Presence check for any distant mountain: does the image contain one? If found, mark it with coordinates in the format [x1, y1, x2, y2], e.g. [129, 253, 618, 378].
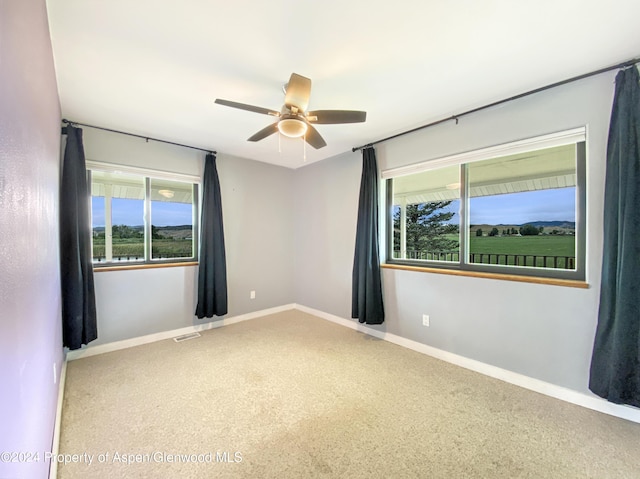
[92, 225, 143, 232]
[520, 221, 575, 228]
[490, 221, 575, 228]
[470, 221, 575, 234]
[155, 224, 192, 231]
[92, 224, 191, 231]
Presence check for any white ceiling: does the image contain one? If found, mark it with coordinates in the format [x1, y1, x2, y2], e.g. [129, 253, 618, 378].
[47, 0, 640, 169]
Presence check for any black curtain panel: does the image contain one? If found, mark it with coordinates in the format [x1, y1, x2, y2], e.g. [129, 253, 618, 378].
[589, 66, 640, 407]
[352, 147, 385, 325]
[196, 153, 228, 318]
[60, 125, 97, 350]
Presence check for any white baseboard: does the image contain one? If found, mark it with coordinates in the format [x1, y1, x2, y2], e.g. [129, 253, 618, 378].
[294, 304, 640, 424]
[66, 304, 296, 361]
[49, 359, 67, 479]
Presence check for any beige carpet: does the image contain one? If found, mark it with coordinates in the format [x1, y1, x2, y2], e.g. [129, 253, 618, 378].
[58, 310, 640, 478]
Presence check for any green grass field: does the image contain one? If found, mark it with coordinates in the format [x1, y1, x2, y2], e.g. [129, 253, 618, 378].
[93, 238, 193, 262]
[469, 235, 575, 268]
[469, 235, 574, 256]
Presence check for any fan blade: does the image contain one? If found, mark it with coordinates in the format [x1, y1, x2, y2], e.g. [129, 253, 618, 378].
[215, 99, 279, 117]
[247, 123, 279, 142]
[306, 110, 367, 124]
[304, 124, 327, 149]
[284, 73, 311, 112]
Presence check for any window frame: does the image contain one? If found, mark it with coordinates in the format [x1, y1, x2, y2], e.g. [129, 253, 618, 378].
[384, 128, 587, 281]
[87, 161, 200, 268]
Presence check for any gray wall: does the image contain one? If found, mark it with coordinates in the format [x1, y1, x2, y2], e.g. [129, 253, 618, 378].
[83, 128, 295, 344]
[294, 151, 361, 311]
[0, 1, 63, 478]
[293, 72, 616, 396]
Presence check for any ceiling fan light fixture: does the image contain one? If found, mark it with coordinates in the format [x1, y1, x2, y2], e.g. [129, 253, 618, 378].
[278, 118, 307, 138]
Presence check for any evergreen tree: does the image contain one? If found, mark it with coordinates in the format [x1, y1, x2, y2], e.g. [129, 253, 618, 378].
[394, 202, 459, 253]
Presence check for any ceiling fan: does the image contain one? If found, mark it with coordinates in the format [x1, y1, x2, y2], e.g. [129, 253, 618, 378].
[215, 73, 366, 149]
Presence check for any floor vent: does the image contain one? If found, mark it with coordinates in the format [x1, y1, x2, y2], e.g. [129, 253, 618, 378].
[173, 332, 201, 343]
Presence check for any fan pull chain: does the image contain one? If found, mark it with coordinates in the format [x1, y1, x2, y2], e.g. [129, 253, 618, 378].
[278, 131, 282, 153]
[303, 133, 307, 162]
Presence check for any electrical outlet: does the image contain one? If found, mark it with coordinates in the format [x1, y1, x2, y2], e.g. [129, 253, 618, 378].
[422, 314, 430, 327]
[250, 290, 256, 299]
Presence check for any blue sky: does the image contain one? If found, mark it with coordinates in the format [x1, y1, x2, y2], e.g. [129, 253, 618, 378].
[92, 198, 193, 227]
[469, 188, 576, 225]
[395, 187, 576, 226]
[469, 188, 575, 224]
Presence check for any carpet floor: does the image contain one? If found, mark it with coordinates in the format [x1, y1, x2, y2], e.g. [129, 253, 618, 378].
[58, 310, 640, 478]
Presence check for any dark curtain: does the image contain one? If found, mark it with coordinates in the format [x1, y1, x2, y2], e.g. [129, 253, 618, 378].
[589, 66, 640, 407]
[196, 153, 228, 318]
[60, 125, 97, 350]
[352, 147, 384, 324]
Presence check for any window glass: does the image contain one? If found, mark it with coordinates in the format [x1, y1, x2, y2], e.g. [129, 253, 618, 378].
[91, 195, 106, 262]
[467, 144, 576, 269]
[91, 171, 145, 262]
[150, 179, 195, 260]
[392, 165, 460, 262]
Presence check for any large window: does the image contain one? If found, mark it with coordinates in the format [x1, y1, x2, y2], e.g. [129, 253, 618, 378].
[386, 129, 586, 280]
[89, 164, 199, 266]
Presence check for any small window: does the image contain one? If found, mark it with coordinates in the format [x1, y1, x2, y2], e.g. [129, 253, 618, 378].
[90, 166, 199, 266]
[386, 129, 586, 280]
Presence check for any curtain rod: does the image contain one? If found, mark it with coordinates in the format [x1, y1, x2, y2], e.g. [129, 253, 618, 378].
[352, 56, 640, 152]
[61, 119, 216, 155]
